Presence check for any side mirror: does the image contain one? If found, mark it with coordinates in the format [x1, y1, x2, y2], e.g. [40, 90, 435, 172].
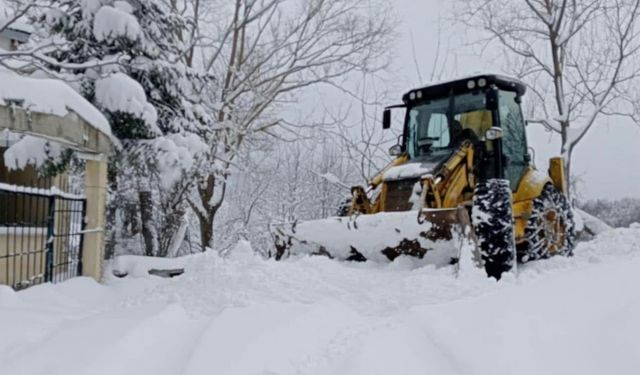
[484, 127, 503, 141]
[389, 144, 402, 156]
[382, 108, 391, 129]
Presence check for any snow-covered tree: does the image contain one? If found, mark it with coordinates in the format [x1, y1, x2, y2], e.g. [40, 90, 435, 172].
[457, 0, 640, 193]
[1, 0, 395, 256]
[182, 0, 394, 250]
[214, 131, 355, 255]
[79, 0, 214, 257]
[1, 0, 215, 257]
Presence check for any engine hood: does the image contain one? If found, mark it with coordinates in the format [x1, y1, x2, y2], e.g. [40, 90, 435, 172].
[382, 153, 450, 182]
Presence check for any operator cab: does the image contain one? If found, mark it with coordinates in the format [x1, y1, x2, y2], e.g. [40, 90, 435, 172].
[383, 74, 529, 190]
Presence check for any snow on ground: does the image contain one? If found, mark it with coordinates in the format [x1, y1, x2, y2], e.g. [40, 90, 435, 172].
[1, 227, 640, 375]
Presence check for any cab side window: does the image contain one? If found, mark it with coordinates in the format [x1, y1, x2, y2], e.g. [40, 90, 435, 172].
[499, 91, 528, 190]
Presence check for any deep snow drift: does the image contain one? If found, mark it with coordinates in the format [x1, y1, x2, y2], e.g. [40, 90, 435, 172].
[1, 225, 639, 375]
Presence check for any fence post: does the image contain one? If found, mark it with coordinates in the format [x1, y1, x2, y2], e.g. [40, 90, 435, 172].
[82, 159, 108, 281]
[44, 196, 55, 283]
[77, 199, 87, 276]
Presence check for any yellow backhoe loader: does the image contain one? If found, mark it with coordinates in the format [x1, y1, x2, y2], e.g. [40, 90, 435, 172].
[270, 74, 574, 279]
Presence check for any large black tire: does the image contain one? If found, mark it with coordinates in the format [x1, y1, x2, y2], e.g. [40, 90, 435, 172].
[472, 179, 516, 280]
[519, 184, 575, 262]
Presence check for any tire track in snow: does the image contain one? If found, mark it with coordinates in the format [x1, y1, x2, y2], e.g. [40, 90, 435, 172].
[0, 278, 120, 360]
[78, 303, 204, 375]
[328, 318, 461, 375]
[180, 299, 371, 375]
[2, 303, 200, 375]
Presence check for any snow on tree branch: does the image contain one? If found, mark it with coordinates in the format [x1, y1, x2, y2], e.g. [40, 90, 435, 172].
[458, 0, 640, 195]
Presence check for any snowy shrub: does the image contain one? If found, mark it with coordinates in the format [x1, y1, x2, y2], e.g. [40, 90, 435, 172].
[579, 199, 640, 229]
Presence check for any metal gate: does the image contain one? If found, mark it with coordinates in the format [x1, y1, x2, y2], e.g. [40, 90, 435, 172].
[0, 182, 86, 290]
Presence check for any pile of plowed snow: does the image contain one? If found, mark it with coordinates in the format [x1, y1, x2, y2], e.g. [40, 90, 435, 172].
[1, 225, 639, 375]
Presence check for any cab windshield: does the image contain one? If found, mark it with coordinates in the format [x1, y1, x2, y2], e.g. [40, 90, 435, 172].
[406, 92, 492, 159]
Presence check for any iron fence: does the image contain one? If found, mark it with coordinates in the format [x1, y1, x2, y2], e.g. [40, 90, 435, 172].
[0, 180, 86, 290]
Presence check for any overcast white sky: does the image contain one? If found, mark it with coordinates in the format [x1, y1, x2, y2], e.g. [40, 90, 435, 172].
[387, 0, 640, 200]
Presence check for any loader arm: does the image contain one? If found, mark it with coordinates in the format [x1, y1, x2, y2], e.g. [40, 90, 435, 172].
[420, 141, 476, 210]
[369, 155, 409, 188]
[349, 141, 476, 215]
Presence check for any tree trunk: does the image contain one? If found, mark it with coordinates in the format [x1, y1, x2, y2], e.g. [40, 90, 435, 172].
[196, 207, 219, 251]
[565, 147, 574, 202]
[199, 214, 212, 251]
[191, 173, 227, 252]
[157, 205, 187, 257]
[104, 200, 118, 260]
[560, 122, 573, 201]
[139, 190, 157, 257]
[164, 210, 189, 258]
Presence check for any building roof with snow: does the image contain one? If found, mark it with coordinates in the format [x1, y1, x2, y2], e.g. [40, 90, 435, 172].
[0, 69, 113, 155]
[0, 22, 32, 43]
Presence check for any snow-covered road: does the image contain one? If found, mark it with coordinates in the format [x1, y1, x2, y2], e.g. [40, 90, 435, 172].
[1, 226, 639, 375]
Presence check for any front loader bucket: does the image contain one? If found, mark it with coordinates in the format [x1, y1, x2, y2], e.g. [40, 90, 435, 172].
[270, 207, 477, 267]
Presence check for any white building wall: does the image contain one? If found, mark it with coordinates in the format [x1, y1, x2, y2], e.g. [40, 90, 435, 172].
[0, 37, 12, 51]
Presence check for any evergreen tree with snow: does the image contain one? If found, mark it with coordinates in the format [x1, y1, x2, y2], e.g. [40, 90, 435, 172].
[41, 0, 215, 257]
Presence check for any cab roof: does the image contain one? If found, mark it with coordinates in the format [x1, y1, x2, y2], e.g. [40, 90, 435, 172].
[402, 74, 526, 104]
